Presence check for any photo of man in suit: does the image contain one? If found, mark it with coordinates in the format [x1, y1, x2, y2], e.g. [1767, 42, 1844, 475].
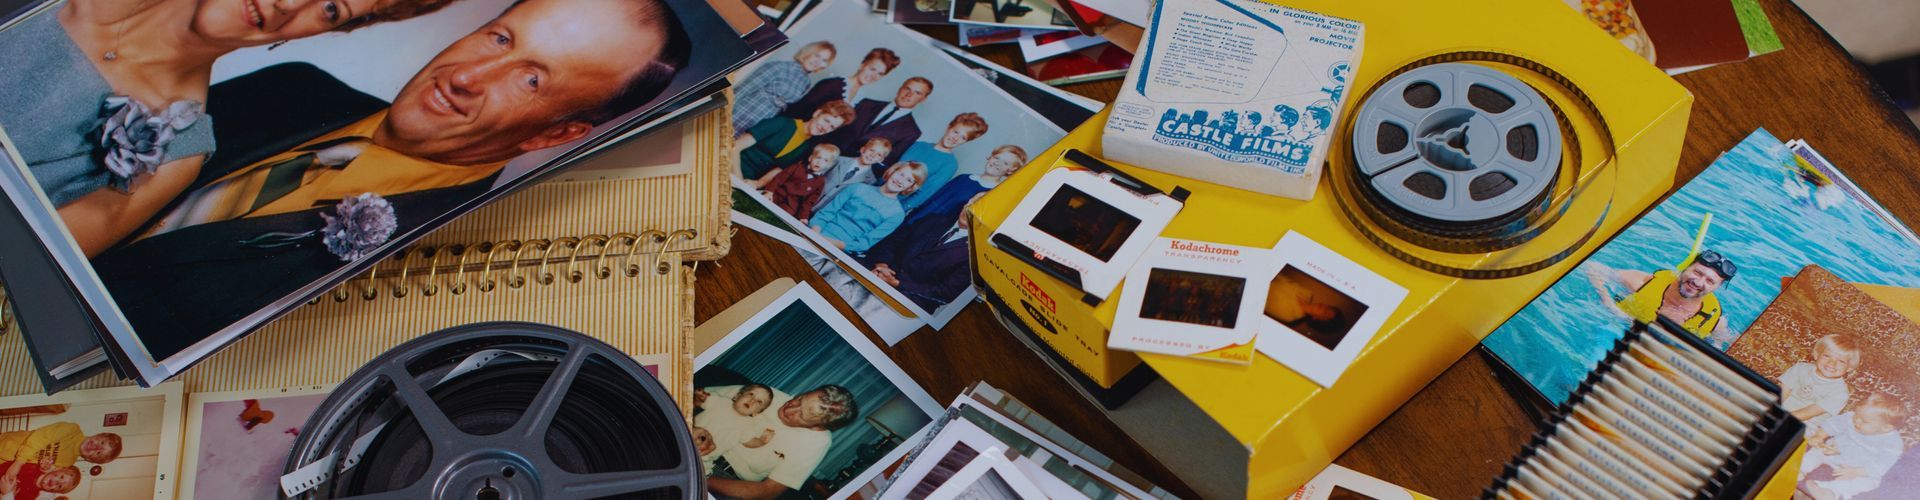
[87, 0, 693, 359]
[820, 77, 929, 166]
[859, 193, 979, 312]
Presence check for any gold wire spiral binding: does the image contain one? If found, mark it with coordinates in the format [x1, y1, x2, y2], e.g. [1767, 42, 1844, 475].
[315, 229, 703, 301]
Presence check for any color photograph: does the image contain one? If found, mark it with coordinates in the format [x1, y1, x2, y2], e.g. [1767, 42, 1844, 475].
[1726, 266, 1920, 499]
[947, 0, 1073, 30]
[1266, 265, 1366, 350]
[0, 383, 183, 500]
[180, 386, 330, 500]
[1028, 185, 1139, 262]
[0, 0, 756, 378]
[732, 0, 1072, 328]
[1484, 129, 1920, 405]
[1255, 232, 1407, 388]
[694, 285, 941, 499]
[1141, 268, 1247, 328]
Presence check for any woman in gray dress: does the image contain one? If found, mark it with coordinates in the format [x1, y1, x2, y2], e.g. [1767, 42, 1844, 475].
[0, 0, 459, 256]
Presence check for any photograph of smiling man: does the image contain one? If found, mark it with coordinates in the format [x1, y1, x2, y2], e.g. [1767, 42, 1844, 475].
[0, 0, 759, 379]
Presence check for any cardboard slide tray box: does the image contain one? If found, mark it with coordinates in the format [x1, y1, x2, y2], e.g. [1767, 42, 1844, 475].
[967, 0, 1693, 495]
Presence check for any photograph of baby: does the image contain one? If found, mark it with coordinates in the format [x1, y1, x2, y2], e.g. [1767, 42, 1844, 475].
[1267, 265, 1366, 350]
[1140, 268, 1246, 329]
[731, 0, 1071, 327]
[0, 0, 757, 377]
[1725, 266, 1920, 500]
[0, 384, 182, 500]
[947, 0, 1072, 30]
[179, 387, 329, 500]
[694, 286, 940, 499]
[1027, 185, 1140, 262]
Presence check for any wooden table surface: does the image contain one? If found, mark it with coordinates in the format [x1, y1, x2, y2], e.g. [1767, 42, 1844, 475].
[695, 0, 1920, 497]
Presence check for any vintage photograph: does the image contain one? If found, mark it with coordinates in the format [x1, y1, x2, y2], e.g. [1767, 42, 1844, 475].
[1028, 185, 1138, 262]
[947, 0, 1073, 30]
[1485, 130, 1920, 405]
[694, 285, 941, 499]
[0, 0, 758, 376]
[1256, 232, 1407, 387]
[1141, 268, 1247, 328]
[993, 166, 1182, 301]
[0, 383, 183, 500]
[732, 0, 1073, 327]
[1267, 265, 1366, 350]
[180, 386, 330, 500]
[923, 452, 1047, 500]
[1726, 266, 1920, 499]
[891, 0, 952, 24]
[1110, 238, 1273, 364]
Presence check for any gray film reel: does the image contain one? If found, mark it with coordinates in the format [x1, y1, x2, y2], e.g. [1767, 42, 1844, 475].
[1350, 63, 1563, 230]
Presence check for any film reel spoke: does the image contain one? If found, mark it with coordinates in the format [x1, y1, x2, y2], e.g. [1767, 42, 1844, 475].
[333, 482, 434, 500]
[511, 345, 589, 442]
[551, 466, 695, 497]
[378, 364, 465, 447]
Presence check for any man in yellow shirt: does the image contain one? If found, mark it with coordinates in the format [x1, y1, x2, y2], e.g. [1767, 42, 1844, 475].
[90, 0, 694, 359]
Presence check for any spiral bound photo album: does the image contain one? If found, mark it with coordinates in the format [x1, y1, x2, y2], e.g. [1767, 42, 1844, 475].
[0, 0, 777, 391]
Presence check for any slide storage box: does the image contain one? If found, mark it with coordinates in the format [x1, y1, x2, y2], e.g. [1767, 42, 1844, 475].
[968, 0, 1694, 496]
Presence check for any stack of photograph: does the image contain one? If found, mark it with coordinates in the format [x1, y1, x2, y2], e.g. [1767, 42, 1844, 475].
[0, 0, 787, 392]
[869, 382, 1176, 499]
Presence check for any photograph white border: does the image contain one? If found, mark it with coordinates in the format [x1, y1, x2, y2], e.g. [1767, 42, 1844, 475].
[181, 384, 334, 500]
[948, 398, 1156, 498]
[945, 0, 1076, 30]
[1294, 464, 1422, 500]
[925, 449, 1050, 499]
[694, 285, 943, 500]
[990, 167, 1182, 302]
[1110, 238, 1272, 364]
[0, 382, 185, 500]
[1016, 32, 1107, 63]
[734, 0, 1076, 329]
[879, 417, 1003, 500]
[1255, 231, 1407, 387]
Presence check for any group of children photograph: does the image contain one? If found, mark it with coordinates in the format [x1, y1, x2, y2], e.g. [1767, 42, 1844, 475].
[730, 2, 1069, 322]
[1774, 333, 1915, 500]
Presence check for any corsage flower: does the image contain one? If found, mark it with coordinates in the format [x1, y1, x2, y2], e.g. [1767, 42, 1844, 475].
[97, 97, 204, 189]
[239, 193, 398, 262]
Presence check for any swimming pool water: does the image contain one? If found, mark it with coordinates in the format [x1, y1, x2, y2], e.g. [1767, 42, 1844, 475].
[1483, 129, 1920, 404]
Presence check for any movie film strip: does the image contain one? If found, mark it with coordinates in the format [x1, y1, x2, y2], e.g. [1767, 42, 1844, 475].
[1329, 51, 1624, 279]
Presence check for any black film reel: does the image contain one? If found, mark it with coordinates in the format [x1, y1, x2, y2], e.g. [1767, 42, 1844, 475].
[281, 322, 700, 499]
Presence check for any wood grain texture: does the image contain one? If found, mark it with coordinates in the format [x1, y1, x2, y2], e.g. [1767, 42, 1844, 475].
[697, 1, 1919, 496]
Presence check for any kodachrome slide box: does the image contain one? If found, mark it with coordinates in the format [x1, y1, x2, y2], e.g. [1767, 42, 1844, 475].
[968, 0, 1694, 497]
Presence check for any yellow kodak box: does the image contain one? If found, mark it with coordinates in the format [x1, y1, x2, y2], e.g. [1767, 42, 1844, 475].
[969, 0, 1693, 496]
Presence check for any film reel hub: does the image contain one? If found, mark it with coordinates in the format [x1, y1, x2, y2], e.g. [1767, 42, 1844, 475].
[283, 323, 699, 499]
[1354, 62, 1563, 227]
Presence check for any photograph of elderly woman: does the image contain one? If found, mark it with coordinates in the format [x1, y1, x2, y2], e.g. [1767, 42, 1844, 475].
[0, 0, 756, 370]
[695, 289, 936, 499]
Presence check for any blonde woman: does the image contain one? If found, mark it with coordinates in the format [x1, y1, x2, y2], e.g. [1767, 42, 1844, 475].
[732, 40, 835, 133]
[0, 0, 461, 255]
[810, 160, 924, 253]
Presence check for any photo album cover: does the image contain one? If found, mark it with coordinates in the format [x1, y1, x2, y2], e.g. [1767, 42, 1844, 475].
[731, 0, 1083, 329]
[1725, 266, 1920, 498]
[694, 284, 941, 499]
[0, 0, 780, 389]
[1483, 129, 1920, 405]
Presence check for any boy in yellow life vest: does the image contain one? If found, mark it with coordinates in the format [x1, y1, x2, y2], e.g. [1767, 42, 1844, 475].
[1593, 249, 1738, 346]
